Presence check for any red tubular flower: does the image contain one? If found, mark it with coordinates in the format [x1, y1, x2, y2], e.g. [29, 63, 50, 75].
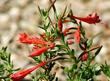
[63, 28, 71, 36]
[48, 43, 55, 49]
[19, 33, 49, 45]
[74, 26, 80, 43]
[58, 19, 63, 32]
[29, 43, 55, 57]
[10, 61, 47, 81]
[29, 47, 49, 57]
[19, 33, 30, 43]
[80, 53, 88, 61]
[70, 12, 101, 24]
[63, 19, 71, 23]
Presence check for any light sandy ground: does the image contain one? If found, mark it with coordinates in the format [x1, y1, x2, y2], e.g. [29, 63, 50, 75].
[0, 0, 110, 81]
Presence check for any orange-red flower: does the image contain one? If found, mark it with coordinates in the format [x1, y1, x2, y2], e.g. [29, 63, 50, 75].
[80, 53, 88, 61]
[48, 43, 55, 49]
[10, 61, 47, 81]
[29, 47, 49, 57]
[70, 12, 101, 24]
[74, 26, 80, 43]
[19, 33, 55, 58]
[63, 19, 71, 23]
[63, 28, 71, 36]
[29, 43, 55, 57]
[58, 19, 63, 32]
[19, 33, 49, 45]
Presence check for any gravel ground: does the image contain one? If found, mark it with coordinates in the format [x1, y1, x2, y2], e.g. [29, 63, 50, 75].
[0, 0, 110, 81]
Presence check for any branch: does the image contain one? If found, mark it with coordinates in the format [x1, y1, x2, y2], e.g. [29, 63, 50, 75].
[48, 0, 56, 12]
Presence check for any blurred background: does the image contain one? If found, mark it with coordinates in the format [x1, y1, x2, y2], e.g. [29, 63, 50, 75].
[0, 0, 110, 81]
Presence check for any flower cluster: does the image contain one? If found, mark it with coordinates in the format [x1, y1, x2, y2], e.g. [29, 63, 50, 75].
[57, 12, 101, 61]
[10, 33, 55, 81]
[19, 33, 55, 57]
[10, 2, 102, 80]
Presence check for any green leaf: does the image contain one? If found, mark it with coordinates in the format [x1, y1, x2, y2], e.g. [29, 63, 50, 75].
[61, 6, 68, 18]
[68, 8, 73, 16]
[38, 6, 42, 15]
[38, 25, 45, 30]
[2, 47, 7, 52]
[79, 43, 85, 50]
[0, 47, 14, 80]
[87, 38, 93, 48]
[56, 45, 66, 49]
[95, 69, 101, 75]
[80, 22, 85, 38]
[71, 19, 77, 24]
[95, 46, 102, 56]
[38, 6, 48, 19]
[72, 64, 77, 69]
[64, 67, 70, 74]
[101, 63, 110, 77]
[89, 46, 102, 62]
[45, 22, 50, 29]
[12, 68, 21, 72]
[71, 49, 75, 54]
[42, 10, 48, 17]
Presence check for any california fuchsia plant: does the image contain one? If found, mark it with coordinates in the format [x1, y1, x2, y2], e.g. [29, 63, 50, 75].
[0, 0, 110, 81]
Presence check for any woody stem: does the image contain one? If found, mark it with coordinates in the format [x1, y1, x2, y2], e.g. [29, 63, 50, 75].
[48, 0, 56, 12]
[49, 0, 56, 13]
